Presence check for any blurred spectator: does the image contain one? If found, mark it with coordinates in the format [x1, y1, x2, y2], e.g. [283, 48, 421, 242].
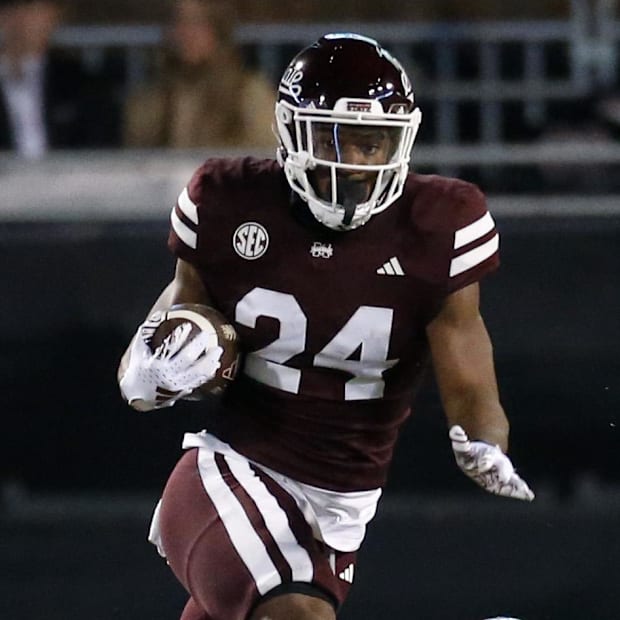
[535, 96, 620, 194]
[123, 0, 276, 150]
[0, 0, 120, 158]
[597, 92, 620, 141]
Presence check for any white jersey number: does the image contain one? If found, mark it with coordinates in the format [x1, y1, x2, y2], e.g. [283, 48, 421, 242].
[235, 287, 398, 401]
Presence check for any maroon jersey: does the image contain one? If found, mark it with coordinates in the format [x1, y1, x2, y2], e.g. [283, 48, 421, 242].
[168, 157, 499, 491]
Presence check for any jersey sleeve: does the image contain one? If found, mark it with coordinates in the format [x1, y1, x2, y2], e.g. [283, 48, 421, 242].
[167, 164, 211, 267]
[445, 182, 499, 293]
[167, 156, 275, 266]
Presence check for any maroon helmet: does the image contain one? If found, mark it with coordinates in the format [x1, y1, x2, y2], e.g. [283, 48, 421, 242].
[275, 33, 422, 230]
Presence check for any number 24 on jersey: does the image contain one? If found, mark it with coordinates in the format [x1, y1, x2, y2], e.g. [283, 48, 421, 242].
[236, 287, 398, 401]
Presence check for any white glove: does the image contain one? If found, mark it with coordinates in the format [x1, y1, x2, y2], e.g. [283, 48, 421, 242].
[449, 425, 534, 501]
[120, 321, 223, 411]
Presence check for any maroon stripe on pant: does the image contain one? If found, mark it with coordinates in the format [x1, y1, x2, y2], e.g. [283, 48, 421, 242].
[251, 465, 356, 608]
[214, 452, 293, 583]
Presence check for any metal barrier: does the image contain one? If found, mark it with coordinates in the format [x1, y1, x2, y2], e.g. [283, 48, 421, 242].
[0, 141, 612, 194]
[48, 0, 620, 146]
[2, 144, 620, 217]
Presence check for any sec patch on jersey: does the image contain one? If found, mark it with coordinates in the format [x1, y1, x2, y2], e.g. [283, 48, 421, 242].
[143, 303, 240, 397]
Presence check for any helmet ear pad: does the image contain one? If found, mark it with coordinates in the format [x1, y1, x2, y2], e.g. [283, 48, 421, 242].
[275, 102, 295, 155]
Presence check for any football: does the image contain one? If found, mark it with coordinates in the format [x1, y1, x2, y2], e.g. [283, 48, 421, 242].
[142, 303, 240, 397]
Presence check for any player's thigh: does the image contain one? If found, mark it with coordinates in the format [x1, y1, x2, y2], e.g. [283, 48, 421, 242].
[158, 449, 257, 617]
[158, 447, 354, 620]
[250, 592, 336, 620]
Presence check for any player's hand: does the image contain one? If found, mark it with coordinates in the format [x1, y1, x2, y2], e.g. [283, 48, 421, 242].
[449, 425, 534, 501]
[120, 321, 223, 411]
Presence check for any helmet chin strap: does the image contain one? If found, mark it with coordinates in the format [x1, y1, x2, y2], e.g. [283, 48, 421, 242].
[337, 177, 368, 226]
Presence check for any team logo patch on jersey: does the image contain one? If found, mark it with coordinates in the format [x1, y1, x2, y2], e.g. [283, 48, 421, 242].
[310, 242, 333, 259]
[233, 222, 269, 260]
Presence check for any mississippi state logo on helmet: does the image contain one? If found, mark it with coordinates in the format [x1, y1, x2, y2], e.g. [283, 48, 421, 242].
[275, 33, 422, 231]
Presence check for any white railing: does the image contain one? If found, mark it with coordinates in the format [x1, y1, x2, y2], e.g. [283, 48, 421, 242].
[1, 148, 619, 221]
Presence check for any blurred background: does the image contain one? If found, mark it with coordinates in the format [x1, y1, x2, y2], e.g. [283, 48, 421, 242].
[1, 0, 620, 618]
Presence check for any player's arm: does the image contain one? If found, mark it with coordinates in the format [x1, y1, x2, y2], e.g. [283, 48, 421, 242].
[117, 259, 220, 411]
[426, 282, 508, 448]
[426, 282, 534, 500]
[117, 258, 210, 380]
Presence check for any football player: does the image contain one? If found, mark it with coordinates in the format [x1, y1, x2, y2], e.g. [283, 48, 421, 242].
[118, 33, 534, 620]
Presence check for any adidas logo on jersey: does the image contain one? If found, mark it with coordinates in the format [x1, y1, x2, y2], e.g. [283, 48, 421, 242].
[376, 256, 405, 276]
[338, 563, 355, 583]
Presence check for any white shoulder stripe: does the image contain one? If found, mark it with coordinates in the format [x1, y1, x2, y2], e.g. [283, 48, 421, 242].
[450, 233, 499, 277]
[178, 187, 199, 225]
[454, 211, 495, 249]
[196, 450, 282, 595]
[170, 208, 197, 249]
